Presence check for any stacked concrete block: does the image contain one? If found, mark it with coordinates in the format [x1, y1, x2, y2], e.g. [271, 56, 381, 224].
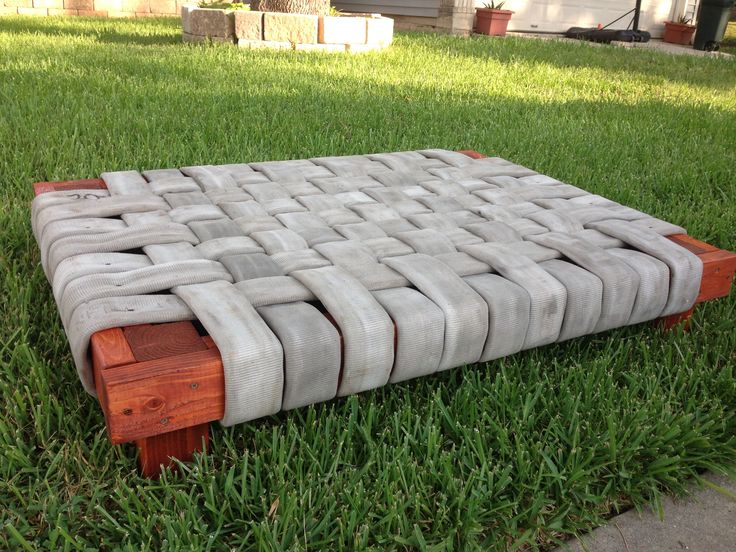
[182, 4, 235, 43]
[263, 11, 317, 43]
[236, 11, 393, 52]
[0, 0, 394, 51]
[319, 14, 366, 44]
[234, 9, 263, 40]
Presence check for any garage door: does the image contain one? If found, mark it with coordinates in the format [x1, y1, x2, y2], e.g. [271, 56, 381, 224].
[495, 0, 679, 37]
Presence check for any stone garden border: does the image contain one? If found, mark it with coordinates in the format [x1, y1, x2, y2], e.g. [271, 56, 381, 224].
[181, 5, 393, 52]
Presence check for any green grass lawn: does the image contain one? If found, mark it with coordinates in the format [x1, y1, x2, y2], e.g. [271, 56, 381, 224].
[1, 15, 735, 551]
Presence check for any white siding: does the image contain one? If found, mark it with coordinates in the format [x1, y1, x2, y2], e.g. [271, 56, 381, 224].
[333, 0, 442, 18]
[475, 0, 683, 38]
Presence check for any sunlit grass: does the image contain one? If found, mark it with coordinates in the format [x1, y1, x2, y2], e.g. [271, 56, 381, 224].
[1, 15, 735, 550]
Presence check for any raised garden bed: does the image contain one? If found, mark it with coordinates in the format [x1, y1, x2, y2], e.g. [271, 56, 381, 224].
[181, 5, 393, 52]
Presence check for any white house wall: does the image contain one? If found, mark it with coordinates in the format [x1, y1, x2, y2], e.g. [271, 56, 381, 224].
[476, 0, 683, 38]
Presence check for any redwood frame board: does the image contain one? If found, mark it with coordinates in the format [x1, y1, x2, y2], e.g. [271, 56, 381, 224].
[33, 150, 736, 478]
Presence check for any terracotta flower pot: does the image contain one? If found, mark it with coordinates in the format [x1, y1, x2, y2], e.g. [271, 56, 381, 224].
[663, 21, 696, 45]
[475, 8, 514, 37]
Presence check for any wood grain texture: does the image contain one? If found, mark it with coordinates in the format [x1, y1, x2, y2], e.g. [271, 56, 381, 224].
[136, 423, 210, 478]
[667, 235, 736, 303]
[124, 321, 208, 362]
[99, 348, 224, 444]
[91, 328, 136, 413]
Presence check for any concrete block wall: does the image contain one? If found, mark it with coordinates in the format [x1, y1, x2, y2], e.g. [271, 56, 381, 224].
[0, 0, 181, 17]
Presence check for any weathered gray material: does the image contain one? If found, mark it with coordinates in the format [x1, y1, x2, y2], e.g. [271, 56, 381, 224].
[291, 266, 395, 396]
[30, 150, 703, 427]
[175, 280, 284, 427]
[257, 301, 340, 410]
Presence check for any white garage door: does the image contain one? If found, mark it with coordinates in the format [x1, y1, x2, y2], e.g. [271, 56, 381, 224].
[487, 0, 681, 37]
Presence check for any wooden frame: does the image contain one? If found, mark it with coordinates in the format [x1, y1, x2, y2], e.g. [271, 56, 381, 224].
[34, 150, 736, 477]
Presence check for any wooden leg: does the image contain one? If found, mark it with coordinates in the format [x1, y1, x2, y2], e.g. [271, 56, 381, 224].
[136, 422, 210, 478]
[657, 307, 695, 331]
[91, 323, 223, 478]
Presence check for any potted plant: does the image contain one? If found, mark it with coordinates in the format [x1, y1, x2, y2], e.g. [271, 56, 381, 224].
[475, 2, 514, 37]
[663, 15, 696, 45]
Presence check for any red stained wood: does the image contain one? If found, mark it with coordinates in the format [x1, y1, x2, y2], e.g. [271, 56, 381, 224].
[98, 348, 225, 444]
[666, 233, 718, 255]
[90, 328, 136, 413]
[657, 307, 695, 331]
[457, 150, 488, 159]
[33, 178, 107, 196]
[124, 321, 208, 363]
[667, 235, 736, 303]
[695, 249, 736, 303]
[136, 423, 210, 478]
[91, 328, 137, 370]
[201, 335, 217, 349]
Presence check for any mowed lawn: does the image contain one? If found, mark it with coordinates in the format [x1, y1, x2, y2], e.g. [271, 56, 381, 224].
[1, 15, 735, 550]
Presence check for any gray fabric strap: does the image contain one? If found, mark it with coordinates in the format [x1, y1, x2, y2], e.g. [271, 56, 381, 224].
[39, 218, 127, 269]
[607, 248, 670, 325]
[257, 302, 341, 410]
[382, 253, 488, 370]
[526, 232, 639, 333]
[235, 275, 316, 307]
[67, 295, 195, 394]
[587, 220, 702, 315]
[538, 259, 603, 341]
[314, 240, 409, 290]
[174, 280, 284, 427]
[60, 260, 231, 328]
[52, 252, 152, 305]
[372, 287, 445, 383]
[463, 273, 531, 361]
[33, 193, 169, 242]
[461, 243, 566, 349]
[291, 266, 395, 397]
[101, 171, 151, 195]
[46, 223, 198, 279]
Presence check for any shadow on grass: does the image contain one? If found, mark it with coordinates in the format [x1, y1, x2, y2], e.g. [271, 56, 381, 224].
[0, 15, 182, 47]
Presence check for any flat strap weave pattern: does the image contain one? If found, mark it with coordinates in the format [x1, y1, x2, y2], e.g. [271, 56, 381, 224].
[31, 150, 703, 426]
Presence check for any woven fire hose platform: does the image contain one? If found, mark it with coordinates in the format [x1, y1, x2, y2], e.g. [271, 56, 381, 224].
[32, 150, 702, 427]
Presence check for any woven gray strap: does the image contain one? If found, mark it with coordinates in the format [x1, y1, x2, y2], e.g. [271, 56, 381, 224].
[67, 295, 195, 393]
[461, 243, 566, 348]
[31, 150, 705, 428]
[463, 273, 531, 360]
[257, 302, 340, 410]
[372, 287, 445, 383]
[587, 220, 702, 316]
[537, 260, 603, 341]
[291, 266, 395, 396]
[174, 280, 284, 427]
[527, 233, 639, 332]
[382, 254, 488, 370]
